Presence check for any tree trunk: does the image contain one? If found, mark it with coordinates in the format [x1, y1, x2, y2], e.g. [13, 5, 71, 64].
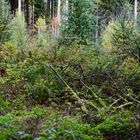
[28, 1, 34, 30]
[18, 0, 22, 15]
[25, 0, 29, 26]
[57, 0, 61, 36]
[134, 0, 140, 61]
[95, 1, 99, 47]
[46, 0, 51, 23]
[134, 0, 138, 25]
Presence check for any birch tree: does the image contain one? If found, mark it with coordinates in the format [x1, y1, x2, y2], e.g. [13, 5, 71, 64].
[18, 0, 22, 15]
[57, 0, 61, 36]
[134, 0, 138, 25]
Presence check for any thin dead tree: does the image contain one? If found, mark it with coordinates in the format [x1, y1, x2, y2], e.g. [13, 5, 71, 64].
[134, 0, 138, 25]
[18, 0, 22, 15]
[57, 0, 61, 36]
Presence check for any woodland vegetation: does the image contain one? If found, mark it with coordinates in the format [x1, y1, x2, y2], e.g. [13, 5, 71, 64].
[0, 0, 140, 139]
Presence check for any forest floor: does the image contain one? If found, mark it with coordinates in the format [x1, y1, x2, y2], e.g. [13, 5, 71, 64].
[0, 42, 140, 140]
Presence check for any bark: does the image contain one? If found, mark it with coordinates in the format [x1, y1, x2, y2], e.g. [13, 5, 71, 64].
[46, 0, 51, 23]
[51, 0, 54, 18]
[18, 0, 22, 15]
[57, 0, 61, 36]
[95, 1, 99, 47]
[25, 0, 29, 26]
[28, 2, 34, 29]
[134, 0, 138, 25]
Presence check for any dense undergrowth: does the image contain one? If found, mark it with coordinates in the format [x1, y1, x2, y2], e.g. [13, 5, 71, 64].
[0, 0, 140, 140]
[0, 38, 140, 139]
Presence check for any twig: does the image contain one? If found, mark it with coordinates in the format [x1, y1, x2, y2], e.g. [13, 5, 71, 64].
[109, 98, 122, 108]
[49, 65, 88, 113]
[126, 95, 140, 104]
[115, 102, 133, 109]
[117, 95, 129, 103]
[83, 100, 100, 111]
[80, 80, 107, 108]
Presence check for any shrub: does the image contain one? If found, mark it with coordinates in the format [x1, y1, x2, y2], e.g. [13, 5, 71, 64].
[38, 114, 103, 140]
[95, 111, 136, 140]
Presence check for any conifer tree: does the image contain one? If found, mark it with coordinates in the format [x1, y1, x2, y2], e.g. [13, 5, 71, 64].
[0, 0, 11, 43]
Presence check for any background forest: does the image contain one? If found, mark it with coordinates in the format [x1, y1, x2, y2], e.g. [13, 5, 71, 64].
[0, 0, 140, 139]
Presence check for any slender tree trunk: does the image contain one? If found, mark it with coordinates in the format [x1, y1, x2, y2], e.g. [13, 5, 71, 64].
[57, 0, 61, 36]
[134, 0, 138, 25]
[22, 0, 25, 15]
[46, 0, 51, 22]
[65, 0, 69, 15]
[28, 1, 34, 30]
[18, 0, 22, 15]
[134, 0, 140, 61]
[51, 0, 54, 18]
[49, 0, 51, 19]
[25, 0, 29, 26]
[95, 2, 99, 47]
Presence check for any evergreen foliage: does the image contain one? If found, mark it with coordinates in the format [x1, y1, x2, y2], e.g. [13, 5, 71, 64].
[9, 13, 27, 47]
[61, 0, 97, 45]
[0, 0, 140, 139]
[0, 0, 11, 43]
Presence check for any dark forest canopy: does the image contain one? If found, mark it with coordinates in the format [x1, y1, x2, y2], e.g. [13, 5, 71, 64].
[7, 0, 138, 24]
